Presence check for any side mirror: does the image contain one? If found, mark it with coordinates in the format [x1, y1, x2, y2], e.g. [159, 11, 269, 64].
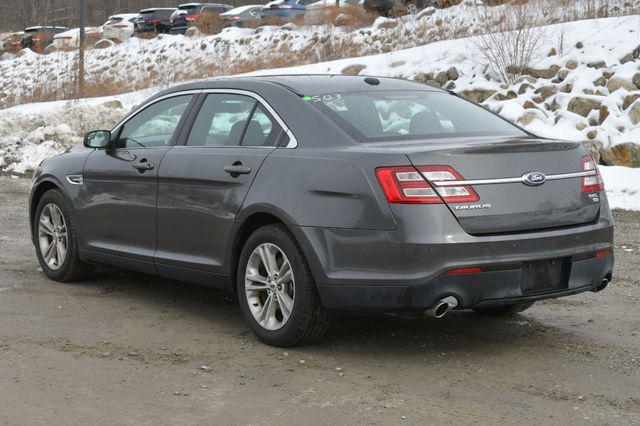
[84, 130, 111, 149]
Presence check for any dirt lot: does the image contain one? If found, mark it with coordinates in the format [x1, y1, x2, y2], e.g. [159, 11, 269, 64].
[0, 176, 638, 425]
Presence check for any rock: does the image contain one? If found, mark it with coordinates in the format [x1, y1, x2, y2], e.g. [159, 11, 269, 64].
[547, 47, 557, 56]
[587, 130, 597, 140]
[512, 65, 560, 79]
[620, 53, 634, 64]
[101, 100, 123, 109]
[623, 93, 640, 110]
[281, 23, 295, 31]
[629, 100, 640, 125]
[582, 141, 603, 163]
[600, 142, 640, 167]
[516, 75, 537, 84]
[447, 66, 459, 81]
[413, 72, 431, 83]
[568, 97, 602, 117]
[534, 85, 558, 100]
[576, 122, 588, 131]
[633, 73, 640, 89]
[607, 77, 636, 92]
[635, 45, 640, 58]
[575, 41, 584, 49]
[593, 77, 606, 87]
[587, 61, 606, 69]
[341, 64, 366, 75]
[444, 81, 456, 90]
[602, 70, 614, 80]
[458, 89, 496, 103]
[553, 69, 569, 83]
[532, 96, 543, 104]
[565, 59, 578, 70]
[417, 7, 436, 18]
[582, 88, 595, 95]
[425, 80, 441, 88]
[435, 71, 449, 86]
[560, 83, 573, 93]
[522, 100, 537, 110]
[93, 39, 114, 49]
[518, 111, 543, 126]
[518, 83, 533, 95]
[546, 99, 560, 112]
[598, 105, 609, 124]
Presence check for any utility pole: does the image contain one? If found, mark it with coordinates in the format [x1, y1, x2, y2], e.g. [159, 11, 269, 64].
[79, 0, 86, 98]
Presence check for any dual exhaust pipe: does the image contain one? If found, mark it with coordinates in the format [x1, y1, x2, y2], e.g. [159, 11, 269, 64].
[425, 296, 459, 319]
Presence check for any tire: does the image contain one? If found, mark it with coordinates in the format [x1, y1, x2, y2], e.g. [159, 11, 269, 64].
[33, 189, 94, 282]
[473, 301, 535, 316]
[405, 1, 419, 15]
[237, 224, 330, 347]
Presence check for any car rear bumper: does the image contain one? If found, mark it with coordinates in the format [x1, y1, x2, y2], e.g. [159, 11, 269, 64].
[315, 253, 613, 312]
[291, 203, 614, 312]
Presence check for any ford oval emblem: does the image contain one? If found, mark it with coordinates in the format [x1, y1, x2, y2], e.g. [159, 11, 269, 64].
[522, 171, 547, 186]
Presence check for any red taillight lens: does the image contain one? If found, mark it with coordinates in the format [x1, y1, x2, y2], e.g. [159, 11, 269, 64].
[147, 19, 161, 24]
[375, 166, 441, 204]
[595, 250, 612, 258]
[418, 166, 480, 203]
[185, 14, 198, 21]
[375, 165, 479, 204]
[582, 156, 604, 193]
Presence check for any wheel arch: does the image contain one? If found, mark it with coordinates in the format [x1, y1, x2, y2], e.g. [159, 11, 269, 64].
[227, 207, 324, 294]
[29, 178, 64, 240]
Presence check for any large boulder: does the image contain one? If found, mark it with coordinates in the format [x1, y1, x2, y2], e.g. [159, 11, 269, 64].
[600, 143, 640, 167]
[629, 100, 640, 125]
[511, 65, 560, 79]
[634, 73, 640, 89]
[534, 85, 557, 100]
[582, 141, 603, 163]
[447, 66, 459, 81]
[623, 93, 640, 110]
[567, 97, 602, 117]
[607, 77, 637, 93]
[341, 64, 366, 75]
[435, 70, 449, 86]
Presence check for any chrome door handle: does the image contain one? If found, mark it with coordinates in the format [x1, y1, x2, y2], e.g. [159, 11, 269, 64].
[132, 159, 154, 172]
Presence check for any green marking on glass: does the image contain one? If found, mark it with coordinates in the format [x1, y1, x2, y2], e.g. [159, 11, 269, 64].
[302, 96, 312, 101]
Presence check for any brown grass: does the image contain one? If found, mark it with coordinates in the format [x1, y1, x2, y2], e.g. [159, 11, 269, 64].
[194, 12, 225, 35]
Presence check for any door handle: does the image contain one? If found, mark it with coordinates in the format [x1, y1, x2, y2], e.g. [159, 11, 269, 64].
[132, 159, 154, 172]
[224, 164, 251, 176]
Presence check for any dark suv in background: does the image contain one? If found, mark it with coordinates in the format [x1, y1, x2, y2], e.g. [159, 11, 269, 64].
[134, 8, 176, 34]
[168, 3, 233, 34]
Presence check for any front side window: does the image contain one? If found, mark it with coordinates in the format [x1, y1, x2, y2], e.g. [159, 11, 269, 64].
[117, 95, 193, 149]
[305, 91, 526, 143]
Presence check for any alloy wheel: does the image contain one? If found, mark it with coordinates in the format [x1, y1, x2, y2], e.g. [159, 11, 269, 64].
[38, 203, 68, 271]
[244, 243, 295, 331]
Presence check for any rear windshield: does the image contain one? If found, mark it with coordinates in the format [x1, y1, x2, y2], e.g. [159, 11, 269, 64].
[304, 91, 526, 143]
[140, 9, 174, 18]
[179, 5, 200, 11]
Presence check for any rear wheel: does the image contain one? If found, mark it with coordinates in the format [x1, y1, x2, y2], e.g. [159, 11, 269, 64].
[237, 224, 330, 347]
[473, 301, 535, 316]
[34, 189, 94, 282]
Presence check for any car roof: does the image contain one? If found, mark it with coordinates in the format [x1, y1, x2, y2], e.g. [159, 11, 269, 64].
[140, 8, 176, 12]
[222, 5, 262, 14]
[25, 26, 67, 31]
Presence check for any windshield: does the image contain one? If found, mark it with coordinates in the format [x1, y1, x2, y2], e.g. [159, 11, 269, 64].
[304, 91, 527, 143]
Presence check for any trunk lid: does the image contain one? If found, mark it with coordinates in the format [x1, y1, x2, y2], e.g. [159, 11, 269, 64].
[401, 137, 601, 234]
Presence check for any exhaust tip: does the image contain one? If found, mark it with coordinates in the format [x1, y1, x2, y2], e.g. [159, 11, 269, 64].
[425, 296, 459, 319]
[594, 273, 612, 292]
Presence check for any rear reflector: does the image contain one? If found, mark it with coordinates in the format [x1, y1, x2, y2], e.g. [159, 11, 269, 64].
[444, 267, 483, 275]
[376, 165, 479, 204]
[595, 250, 612, 258]
[582, 156, 604, 193]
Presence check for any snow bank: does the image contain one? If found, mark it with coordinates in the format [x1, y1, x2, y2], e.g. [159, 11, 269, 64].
[600, 166, 640, 211]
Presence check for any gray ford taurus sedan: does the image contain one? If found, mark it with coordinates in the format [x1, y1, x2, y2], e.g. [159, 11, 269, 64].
[29, 75, 614, 346]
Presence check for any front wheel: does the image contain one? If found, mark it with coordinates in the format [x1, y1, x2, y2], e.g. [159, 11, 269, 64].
[237, 224, 330, 347]
[473, 301, 535, 316]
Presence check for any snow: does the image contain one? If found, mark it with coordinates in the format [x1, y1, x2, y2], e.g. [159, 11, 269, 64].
[599, 166, 640, 211]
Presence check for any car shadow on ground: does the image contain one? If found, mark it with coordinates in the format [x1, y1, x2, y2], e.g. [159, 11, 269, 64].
[75, 268, 581, 355]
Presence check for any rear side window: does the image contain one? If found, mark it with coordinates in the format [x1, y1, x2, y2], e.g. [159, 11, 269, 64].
[306, 91, 526, 143]
[187, 94, 282, 147]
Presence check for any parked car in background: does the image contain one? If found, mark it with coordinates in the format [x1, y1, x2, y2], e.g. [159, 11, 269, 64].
[304, 0, 363, 24]
[363, 0, 427, 16]
[168, 3, 233, 34]
[261, 0, 316, 21]
[220, 5, 263, 27]
[21, 26, 68, 52]
[48, 27, 102, 51]
[134, 8, 176, 34]
[102, 13, 139, 42]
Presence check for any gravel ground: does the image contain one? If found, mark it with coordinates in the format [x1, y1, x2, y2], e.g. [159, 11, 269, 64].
[0, 177, 638, 425]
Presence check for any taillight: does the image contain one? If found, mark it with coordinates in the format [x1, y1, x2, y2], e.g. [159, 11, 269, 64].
[444, 267, 482, 275]
[581, 156, 604, 192]
[147, 19, 161, 24]
[375, 165, 478, 204]
[418, 166, 480, 203]
[185, 14, 198, 21]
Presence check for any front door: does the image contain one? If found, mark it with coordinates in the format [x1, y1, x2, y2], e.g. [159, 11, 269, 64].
[155, 93, 284, 284]
[78, 94, 195, 273]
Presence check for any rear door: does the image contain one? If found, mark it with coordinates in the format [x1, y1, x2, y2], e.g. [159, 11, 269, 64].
[155, 92, 284, 283]
[79, 94, 195, 272]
